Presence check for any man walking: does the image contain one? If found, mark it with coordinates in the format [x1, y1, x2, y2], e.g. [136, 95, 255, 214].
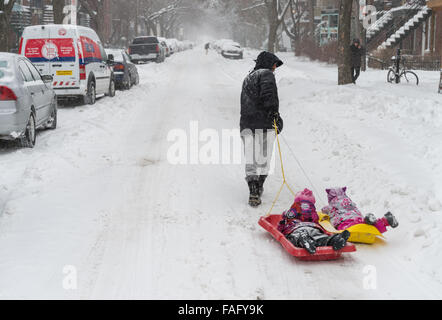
[240, 51, 284, 207]
[350, 38, 364, 84]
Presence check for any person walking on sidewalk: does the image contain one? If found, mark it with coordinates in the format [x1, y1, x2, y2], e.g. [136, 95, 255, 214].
[240, 51, 284, 207]
[350, 38, 364, 84]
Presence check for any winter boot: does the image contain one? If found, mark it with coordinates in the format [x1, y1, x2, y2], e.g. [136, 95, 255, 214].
[248, 181, 262, 207]
[364, 213, 377, 225]
[297, 232, 317, 254]
[327, 230, 350, 251]
[257, 175, 267, 197]
[384, 212, 399, 228]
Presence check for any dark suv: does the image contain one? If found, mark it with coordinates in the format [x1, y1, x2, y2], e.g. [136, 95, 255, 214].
[128, 36, 166, 64]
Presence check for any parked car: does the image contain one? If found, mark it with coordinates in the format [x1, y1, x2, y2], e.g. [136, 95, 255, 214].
[19, 24, 115, 105]
[176, 40, 185, 52]
[158, 37, 170, 57]
[166, 38, 180, 54]
[0, 53, 57, 148]
[214, 39, 233, 53]
[182, 40, 194, 50]
[164, 39, 175, 55]
[128, 36, 166, 64]
[105, 48, 139, 90]
[221, 42, 244, 59]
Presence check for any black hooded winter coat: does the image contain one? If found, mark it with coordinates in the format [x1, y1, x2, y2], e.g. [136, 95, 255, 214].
[350, 40, 364, 68]
[240, 51, 283, 132]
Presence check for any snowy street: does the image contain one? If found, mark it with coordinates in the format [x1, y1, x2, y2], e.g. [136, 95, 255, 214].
[1, 47, 441, 299]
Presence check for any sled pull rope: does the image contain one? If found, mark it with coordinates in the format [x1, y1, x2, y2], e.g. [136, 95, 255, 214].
[266, 119, 296, 216]
[279, 134, 326, 205]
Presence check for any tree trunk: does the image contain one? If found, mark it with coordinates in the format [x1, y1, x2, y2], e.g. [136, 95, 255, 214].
[267, 0, 278, 53]
[0, 0, 17, 52]
[0, 15, 10, 52]
[53, 0, 65, 24]
[268, 23, 278, 52]
[309, 0, 315, 41]
[338, 0, 353, 85]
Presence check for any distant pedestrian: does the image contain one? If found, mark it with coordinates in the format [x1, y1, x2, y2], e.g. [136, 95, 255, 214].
[205, 43, 210, 55]
[350, 38, 364, 84]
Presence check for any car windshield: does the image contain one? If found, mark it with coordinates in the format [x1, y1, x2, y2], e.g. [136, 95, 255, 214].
[0, 60, 10, 79]
[133, 37, 158, 44]
[106, 50, 124, 62]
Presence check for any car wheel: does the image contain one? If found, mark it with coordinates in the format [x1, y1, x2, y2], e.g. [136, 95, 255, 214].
[83, 80, 96, 105]
[46, 99, 57, 130]
[18, 112, 36, 148]
[107, 78, 116, 97]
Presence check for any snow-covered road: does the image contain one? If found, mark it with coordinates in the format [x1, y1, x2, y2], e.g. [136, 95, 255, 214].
[0, 48, 441, 299]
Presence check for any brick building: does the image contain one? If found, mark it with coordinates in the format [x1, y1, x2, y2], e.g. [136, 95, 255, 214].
[426, 0, 442, 59]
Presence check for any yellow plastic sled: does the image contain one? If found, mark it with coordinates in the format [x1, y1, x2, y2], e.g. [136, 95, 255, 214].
[318, 212, 383, 244]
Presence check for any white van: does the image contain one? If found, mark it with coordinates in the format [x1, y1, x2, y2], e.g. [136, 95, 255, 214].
[19, 24, 115, 104]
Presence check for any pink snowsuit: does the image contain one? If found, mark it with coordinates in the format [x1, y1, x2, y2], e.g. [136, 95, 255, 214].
[321, 187, 390, 233]
[278, 189, 321, 235]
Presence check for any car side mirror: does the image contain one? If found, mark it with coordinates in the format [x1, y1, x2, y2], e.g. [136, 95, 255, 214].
[107, 54, 114, 64]
[41, 74, 53, 83]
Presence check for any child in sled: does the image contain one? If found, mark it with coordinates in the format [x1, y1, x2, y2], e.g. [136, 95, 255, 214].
[321, 187, 399, 233]
[277, 188, 350, 254]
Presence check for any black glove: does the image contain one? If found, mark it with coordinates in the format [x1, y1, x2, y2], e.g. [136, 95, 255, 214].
[269, 111, 283, 134]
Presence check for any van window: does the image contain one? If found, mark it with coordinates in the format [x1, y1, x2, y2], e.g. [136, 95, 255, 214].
[18, 60, 34, 82]
[98, 43, 107, 62]
[24, 60, 42, 81]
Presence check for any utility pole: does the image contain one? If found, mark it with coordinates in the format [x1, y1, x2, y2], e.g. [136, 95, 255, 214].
[71, 0, 77, 25]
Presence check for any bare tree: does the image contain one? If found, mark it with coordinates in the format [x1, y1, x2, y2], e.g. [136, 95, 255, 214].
[265, 0, 290, 52]
[140, 0, 185, 37]
[337, 0, 353, 85]
[0, 0, 17, 52]
[79, 0, 111, 43]
[110, 0, 138, 45]
[282, 0, 309, 56]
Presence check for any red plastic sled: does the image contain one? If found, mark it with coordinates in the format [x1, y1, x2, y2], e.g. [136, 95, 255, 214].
[259, 214, 357, 261]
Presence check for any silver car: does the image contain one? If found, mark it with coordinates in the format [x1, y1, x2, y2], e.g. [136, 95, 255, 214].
[0, 53, 57, 148]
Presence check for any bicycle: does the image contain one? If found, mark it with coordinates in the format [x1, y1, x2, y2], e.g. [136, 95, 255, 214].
[387, 49, 419, 86]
